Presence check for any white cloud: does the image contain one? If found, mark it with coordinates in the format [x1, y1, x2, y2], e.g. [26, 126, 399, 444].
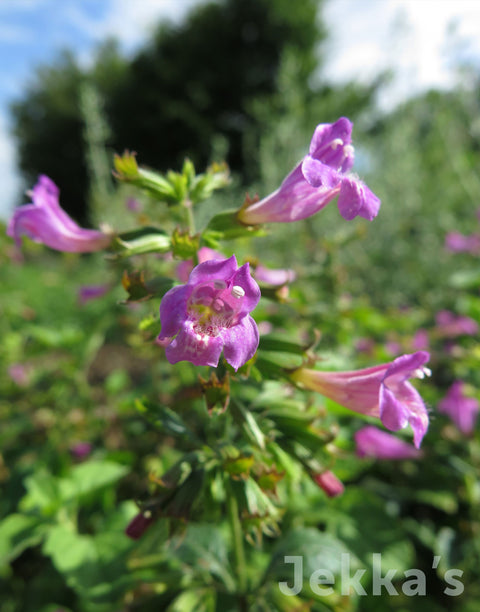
[0, 113, 21, 221]
[68, 0, 209, 52]
[322, 0, 480, 109]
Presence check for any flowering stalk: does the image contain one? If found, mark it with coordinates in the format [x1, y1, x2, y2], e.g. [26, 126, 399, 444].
[7, 175, 112, 253]
[238, 117, 380, 224]
[291, 352, 431, 448]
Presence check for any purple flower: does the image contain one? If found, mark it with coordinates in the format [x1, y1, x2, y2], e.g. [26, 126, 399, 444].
[291, 351, 431, 448]
[411, 329, 429, 351]
[69, 442, 92, 460]
[8, 363, 30, 387]
[238, 117, 380, 224]
[7, 175, 112, 253]
[78, 283, 111, 305]
[445, 232, 480, 255]
[434, 310, 478, 338]
[125, 511, 154, 540]
[438, 381, 479, 435]
[158, 255, 260, 370]
[355, 426, 423, 460]
[313, 471, 344, 497]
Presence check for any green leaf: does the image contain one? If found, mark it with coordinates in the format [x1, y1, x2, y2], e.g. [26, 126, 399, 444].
[267, 527, 359, 580]
[204, 210, 266, 242]
[113, 226, 171, 257]
[59, 460, 130, 503]
[167, 588, 216, 612]
[20, 470, 63, 515]
[0, 514, 47, 566]
[43, 505, 137, 606]
[169, 524, 235, 591]
[135, 399, 199, 443]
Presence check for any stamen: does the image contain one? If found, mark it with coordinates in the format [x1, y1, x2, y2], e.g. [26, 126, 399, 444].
[413, 367, 432, 379]
[231, 285, 245, 299]
[330, 138, 344, 150]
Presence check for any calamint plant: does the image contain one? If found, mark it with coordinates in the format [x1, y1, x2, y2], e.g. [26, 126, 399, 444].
[5, 117, 436, 610]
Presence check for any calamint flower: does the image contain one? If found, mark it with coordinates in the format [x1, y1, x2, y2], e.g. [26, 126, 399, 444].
[355, 426, 423, 460]
[158, 255, 260, 370]
[438, 381, 479, 435]
[291, 351, 431, 448]
[7, 175, 112, 253]
[238, 117, 380, 224]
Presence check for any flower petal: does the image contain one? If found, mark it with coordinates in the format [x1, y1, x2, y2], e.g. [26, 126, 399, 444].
[188, 255, 238, 286]
[159, 285, 190, 339]
[222, 315, 259, 371]
[231, 263, 261, 317]
[302, 157, 341, 189]
[165, 322, 224, 367]
[337, 177, 381, 221]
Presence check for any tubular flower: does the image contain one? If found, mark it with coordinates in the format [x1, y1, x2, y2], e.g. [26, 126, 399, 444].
[238, 117, 380, 224]
[438, 381, 479, 435]
[158, 255, 260, 370]
[355, 426, 423, 460]
[291, 351, 431, 448]
[7, 175, 112, 253]
[313, 471, 345, 497]
[254, 264, 296, 286]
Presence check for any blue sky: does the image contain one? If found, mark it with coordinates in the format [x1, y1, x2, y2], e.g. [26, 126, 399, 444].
[1, 0, 480, 220]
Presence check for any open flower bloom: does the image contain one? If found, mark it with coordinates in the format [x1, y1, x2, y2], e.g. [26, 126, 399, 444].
[355, 425, 423, 460]
[291, 351, 431, 448]
[238, 117, 380, 224]
[158, 255, 260, 370]
[438, 381, 479, 435]
[7, 175, 112, 253]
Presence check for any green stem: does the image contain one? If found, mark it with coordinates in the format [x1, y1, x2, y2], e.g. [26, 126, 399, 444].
[225, 475, 247, 597]
[184, 198, 196, 235]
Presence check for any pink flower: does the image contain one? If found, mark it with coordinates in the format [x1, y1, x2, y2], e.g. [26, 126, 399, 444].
[445, 232, 480, 255]
[77, 283, 111, 305]
[355, 426, 423, 460]
[238, 117, 380, 224]
[254, 265, 296, 286]
[159, 255, 260, 370]
[7, 175, 112, 253]
[438, 381, 479, 435]
[291, 352, 431, 448]
[125, 511, 154, 540]
[313, 471, 344, 497]
[176, 247, 224, 283]
[434, 310, 478, 338]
